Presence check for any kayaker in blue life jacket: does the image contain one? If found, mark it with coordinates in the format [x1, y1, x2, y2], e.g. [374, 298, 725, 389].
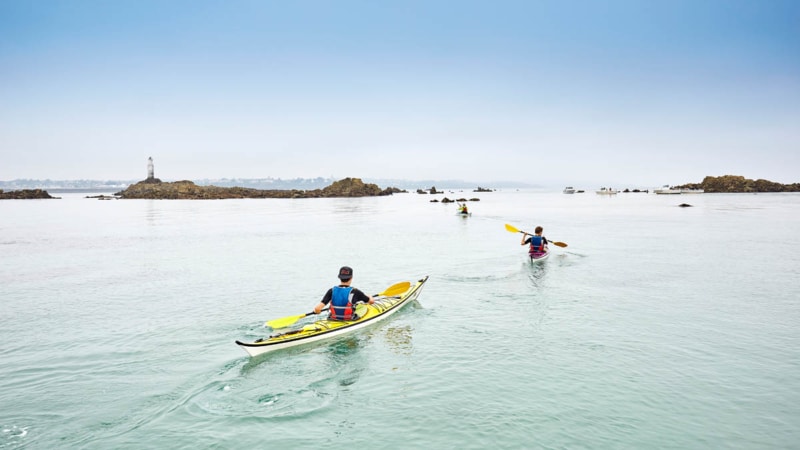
[521, 226, 549, 256]
[314, 266, 374, 321]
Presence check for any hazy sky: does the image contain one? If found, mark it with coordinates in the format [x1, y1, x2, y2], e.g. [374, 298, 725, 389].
[1, 0, 798, 187]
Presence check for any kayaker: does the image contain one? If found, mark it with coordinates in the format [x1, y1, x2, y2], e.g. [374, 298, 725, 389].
[521, 226, 549, 257]
[458, 203, 468, 214]
[314, 266, 374, 321]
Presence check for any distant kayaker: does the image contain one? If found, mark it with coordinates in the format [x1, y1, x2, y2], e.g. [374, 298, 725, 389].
[521, 226, 549, 257]
[458, 203, 468, 214]
[314, 266, 374, 321]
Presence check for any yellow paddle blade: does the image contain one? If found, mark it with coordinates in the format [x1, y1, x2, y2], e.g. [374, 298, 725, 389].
[265, 312, 310, 329]
[552, 241, 568, 248]
[377, 281, 411, 297]
[504, 223, 520, 233]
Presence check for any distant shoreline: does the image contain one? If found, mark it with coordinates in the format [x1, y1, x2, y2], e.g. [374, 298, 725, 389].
[0, 177, 536, 191]
[3, 174, 799, 199]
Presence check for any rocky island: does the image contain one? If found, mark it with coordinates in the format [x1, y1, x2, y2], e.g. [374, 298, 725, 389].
[116, 177, 403, 199]
[0, 189, 57, 199]
[677, 175, 800, 193]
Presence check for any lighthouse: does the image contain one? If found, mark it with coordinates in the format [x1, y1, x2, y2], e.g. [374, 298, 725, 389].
[147, 157, 154, 180]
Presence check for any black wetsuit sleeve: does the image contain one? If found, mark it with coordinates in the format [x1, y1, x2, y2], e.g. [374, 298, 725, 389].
[351, 288, 370, 303]
[321, 288, 333, 305]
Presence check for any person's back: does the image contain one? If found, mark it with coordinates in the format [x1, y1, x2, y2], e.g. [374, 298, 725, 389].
[529, 235, 546, 256]
[314, 266, 374, 321]
[521, 226, 548, 256]
[329, 285, 355, 320]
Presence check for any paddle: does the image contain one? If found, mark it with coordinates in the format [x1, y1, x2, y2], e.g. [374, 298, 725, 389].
[264, 281, 412, 328]
[504, 223, 568, 248]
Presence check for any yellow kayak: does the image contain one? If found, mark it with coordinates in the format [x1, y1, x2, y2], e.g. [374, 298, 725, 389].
[236, 276, 429, 357]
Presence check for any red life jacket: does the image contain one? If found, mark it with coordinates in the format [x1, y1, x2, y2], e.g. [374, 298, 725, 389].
[529, 235, 545, 253]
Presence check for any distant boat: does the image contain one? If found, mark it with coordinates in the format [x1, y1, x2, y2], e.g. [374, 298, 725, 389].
[680, 188, 704, 194]
[596, 187, 618, 195]
[654, 185, 681, 195]
[563, 186, 576, 194]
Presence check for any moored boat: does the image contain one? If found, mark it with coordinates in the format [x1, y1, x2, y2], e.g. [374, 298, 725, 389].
[596, 187, 618, 195]
[236, 276, 429, 357]
[563, 186, 576, 194]
[654, 185, 681, 194]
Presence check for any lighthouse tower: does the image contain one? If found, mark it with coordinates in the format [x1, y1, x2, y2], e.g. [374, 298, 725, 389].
[147, 157, 155, 180]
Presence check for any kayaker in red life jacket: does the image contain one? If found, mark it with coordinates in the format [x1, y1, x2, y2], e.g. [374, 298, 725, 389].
[458, 203, 468, 214]
[314, 266, 374, 321]
[521, 226, 549, 256]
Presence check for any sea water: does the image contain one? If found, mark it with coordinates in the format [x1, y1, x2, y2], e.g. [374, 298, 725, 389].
[1, 190, 799, 449]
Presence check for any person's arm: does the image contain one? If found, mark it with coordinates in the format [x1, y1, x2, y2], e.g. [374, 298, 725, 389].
[353, 288, 374, 305]
[543, 236, 549, 245]
[520, 234, 530, 245]
[314, 289, 332, 314]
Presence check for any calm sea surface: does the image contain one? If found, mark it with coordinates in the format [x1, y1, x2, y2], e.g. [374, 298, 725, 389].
[1, 189, 799, 449]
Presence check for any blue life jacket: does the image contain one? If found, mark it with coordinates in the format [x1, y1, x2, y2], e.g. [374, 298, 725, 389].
[529, 235, 545, 253]
[329, 286, 355, 320]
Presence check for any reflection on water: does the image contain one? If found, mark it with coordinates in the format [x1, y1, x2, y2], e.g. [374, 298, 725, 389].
[145, 200, 159, 226]
[382, 325, 414, 356]
[324, 337, 365, 387]
[325, 336, 361, 360]
[525, 260, 548, 287]
[330, 198, 378, 217]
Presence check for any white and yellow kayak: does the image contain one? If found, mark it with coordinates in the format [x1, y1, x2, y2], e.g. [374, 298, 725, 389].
[236, 276, 429, 357]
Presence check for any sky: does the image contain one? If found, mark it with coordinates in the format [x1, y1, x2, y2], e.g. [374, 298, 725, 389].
[1, 0, 798, 187]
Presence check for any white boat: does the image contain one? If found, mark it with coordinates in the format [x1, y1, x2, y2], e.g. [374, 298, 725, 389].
[680, 188, 704, 194]
[654, 185, 681, 195]
[563, 187, 576, 194]
[596, 187, 618, 195]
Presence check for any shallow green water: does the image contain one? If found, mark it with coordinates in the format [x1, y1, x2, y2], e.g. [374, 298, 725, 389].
[2, 191, 799, 448]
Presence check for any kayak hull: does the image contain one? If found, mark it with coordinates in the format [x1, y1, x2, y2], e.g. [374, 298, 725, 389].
[236, 276, 429, 357]
[529, 250, 550, 263]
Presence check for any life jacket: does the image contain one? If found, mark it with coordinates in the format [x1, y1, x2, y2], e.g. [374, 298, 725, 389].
[529, 235, 545, 254]
[329, 286, 355, 320]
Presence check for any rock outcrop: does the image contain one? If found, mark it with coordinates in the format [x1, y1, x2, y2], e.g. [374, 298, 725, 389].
[678, 175, 800, 193]
[0, 189, 57, 199]
[116, 177, 399, 199]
